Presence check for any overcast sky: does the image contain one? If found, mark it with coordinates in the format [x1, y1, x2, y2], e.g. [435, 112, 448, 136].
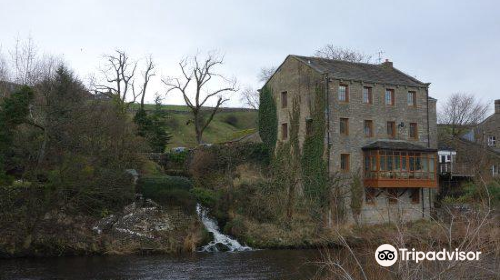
[0, 0, 499, 111]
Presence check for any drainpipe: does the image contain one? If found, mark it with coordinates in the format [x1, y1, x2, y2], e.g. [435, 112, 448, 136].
[325, 74, 331, 175]
[425, 86, 430, 218]
[426, 86, 431, 148]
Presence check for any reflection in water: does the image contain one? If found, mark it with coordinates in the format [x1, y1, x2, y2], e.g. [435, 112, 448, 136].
[0, 249, 323, 280]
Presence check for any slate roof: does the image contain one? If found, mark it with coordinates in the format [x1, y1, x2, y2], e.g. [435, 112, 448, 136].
[362, 140, 437, 152]
[291, 55, 427, 87]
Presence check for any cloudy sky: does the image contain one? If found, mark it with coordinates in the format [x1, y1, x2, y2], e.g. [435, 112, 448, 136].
[0, 0, 499, 111]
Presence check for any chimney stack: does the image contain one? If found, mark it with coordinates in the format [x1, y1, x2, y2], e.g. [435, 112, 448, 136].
[382, 59, 393, 67]
[495, 99, 500, 114]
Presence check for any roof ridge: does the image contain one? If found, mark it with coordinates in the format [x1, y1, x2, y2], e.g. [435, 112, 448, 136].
[291, 54, 378, 67]
[291, 54, 427, 87]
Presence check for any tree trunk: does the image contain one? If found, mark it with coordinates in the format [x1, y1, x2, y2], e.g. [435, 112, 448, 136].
[194, 112, 203, 144]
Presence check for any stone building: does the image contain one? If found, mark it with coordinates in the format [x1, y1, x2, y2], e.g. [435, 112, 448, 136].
[458, 100, 500, 178]
[262, 55, 438, 224]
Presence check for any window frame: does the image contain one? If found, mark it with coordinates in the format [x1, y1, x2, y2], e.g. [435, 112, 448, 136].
[363, 150, 437, 182]
[407, 91, 416, 107]
[364, 120, 374, 138]
[409, 123, 418, 140]
[306, 119, 313, 137]
[340, 154, 350, 172]
[388, 189, 398, 204]
[387, 121, 396, 139]
[281, 123, 288, 140]
[410, 188, 420, 204]
[487, 136, 496, 147]
[385, 89, 395, 106]
[363, 86, 373, 104]
[281, 91, 288, 108]
[365, 188, 376, 204]
[338, 84, 349, 102]
[340, 118, 349, 136]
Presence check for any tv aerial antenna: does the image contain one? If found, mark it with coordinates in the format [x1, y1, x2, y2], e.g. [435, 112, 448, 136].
[377, 50, 385, 64]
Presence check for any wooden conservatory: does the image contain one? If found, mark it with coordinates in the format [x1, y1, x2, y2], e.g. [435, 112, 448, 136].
[362, 141, 438, 188]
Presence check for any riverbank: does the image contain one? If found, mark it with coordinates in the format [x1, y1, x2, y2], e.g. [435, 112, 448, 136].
[0, 198, 207, 258]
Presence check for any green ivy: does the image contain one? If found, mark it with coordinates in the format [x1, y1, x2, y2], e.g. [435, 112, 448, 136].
[301, 86, 328, 204]
[258, 86, 277, 154]
[350, 172, 363, 222]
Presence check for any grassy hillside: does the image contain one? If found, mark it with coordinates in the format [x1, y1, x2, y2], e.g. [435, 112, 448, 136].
[131, 104, 258, 149]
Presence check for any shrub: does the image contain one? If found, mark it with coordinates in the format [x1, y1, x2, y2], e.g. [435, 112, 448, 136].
[138, 175, 195, 209]
[190, 187, 219, 208]
[223, 114, 239, 126]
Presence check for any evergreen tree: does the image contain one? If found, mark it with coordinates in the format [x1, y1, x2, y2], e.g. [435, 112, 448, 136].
[133, 96, 171, 153]
[0, 86, 34, 185]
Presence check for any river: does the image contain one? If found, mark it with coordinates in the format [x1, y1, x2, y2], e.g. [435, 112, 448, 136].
[0, 249, 323, 280]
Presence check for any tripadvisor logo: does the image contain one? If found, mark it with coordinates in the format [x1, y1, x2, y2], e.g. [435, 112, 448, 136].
[375, 244, 482, 267]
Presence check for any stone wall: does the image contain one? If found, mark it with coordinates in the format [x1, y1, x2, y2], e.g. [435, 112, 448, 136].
[264, 56, 323, 149]
[265, 56, 437, 225]
[475, 100, 500, 149]
[327, 79, 432, 175]
[359, 188, 431, 224]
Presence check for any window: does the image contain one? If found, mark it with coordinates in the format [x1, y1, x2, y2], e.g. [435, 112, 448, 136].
[281, 123, 288, 140]
[385, 89, 394, 105]
[409, 123, 418, 139]
[407, 91, 416, 107]
[306, 119, 313, 136]
[365, 188, 376, 204]
[363, 87, 372, 104]
[388, 189, 398, 204]
[492, 165, 499, 177]
[364, 120, 373, 137]
[410, 189, 420, 204]
[340, 118, 349, 135]
[387, 121, 396, 138]
[281, 91, 288, 108]
[338, 85, 349, 102]
[487, 136, 496, 147]
[440, 155, 446, 163]
[363, 150, 436, 181]
[340, 154, 350, 172]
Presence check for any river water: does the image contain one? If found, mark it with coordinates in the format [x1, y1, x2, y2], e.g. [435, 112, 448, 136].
[0, 249, 323, 280]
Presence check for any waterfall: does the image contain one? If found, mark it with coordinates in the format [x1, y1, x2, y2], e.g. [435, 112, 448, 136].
[196, 204, 253, 252]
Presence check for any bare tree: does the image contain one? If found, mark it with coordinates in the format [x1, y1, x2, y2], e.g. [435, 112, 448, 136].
[162, 51, 237, 144]
[6, 37, 59, 85]
[139, 55, 155, 110]
[239, 86, 259, 109]
[314, 44, 372, 63]
[92, 50, 156, 110]
[258, 66, 276, 83]
[0, 48, 8, 82]
[438, 93, 489, 136]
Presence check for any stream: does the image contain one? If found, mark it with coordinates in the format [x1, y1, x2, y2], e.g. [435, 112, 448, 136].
[0, 250, 322, 280]
[196, 204, 252, 252]
[0, 205, 323, 280]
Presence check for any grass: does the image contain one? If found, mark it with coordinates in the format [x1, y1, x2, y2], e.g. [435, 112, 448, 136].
[130, 103, 258, 149]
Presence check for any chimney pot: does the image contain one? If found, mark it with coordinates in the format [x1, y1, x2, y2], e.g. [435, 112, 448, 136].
[495, 99, 500, 114]
[382, 59, 393, 67]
